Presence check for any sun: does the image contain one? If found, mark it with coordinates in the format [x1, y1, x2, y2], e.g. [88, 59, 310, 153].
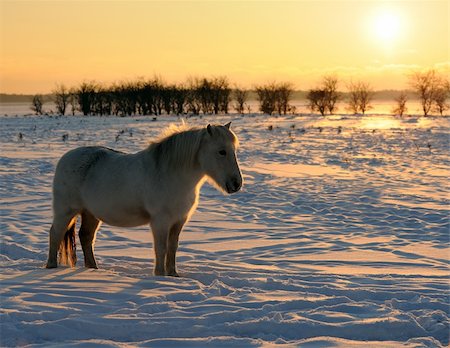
[372, 9, 402, 44]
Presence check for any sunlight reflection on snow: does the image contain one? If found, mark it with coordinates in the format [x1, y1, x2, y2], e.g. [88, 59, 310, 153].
[246, 163, 353, 178]
[361, 117, 401, 129]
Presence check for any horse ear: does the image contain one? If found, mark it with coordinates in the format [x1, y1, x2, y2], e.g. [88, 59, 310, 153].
[207, 124, 213, 136]
[224, 122, 231, 130]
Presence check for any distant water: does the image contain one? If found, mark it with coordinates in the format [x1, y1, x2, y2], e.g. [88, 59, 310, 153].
[0, 99, 435, 116]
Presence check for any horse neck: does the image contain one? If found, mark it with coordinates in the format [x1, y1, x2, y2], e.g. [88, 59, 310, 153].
[143, 137, 206, 190]
[174, 161, 205, 189]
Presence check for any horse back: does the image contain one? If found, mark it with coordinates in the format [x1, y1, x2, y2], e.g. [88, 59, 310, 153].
[53, 146, 122, 200]
[56, 146, 121, 179]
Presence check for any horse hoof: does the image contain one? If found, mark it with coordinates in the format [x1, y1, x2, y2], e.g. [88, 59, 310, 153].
[46, 262, 57, 269]
[84, 263, 98, 269]
[167, 271, 179, 277]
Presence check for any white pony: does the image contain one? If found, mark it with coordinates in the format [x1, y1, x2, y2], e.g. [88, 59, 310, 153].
[46, 122, 242, 276]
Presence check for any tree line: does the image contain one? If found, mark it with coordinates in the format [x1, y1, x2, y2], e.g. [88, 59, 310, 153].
[34, 77, 250, 117]
[305, 70, 449, 116]
[35, 77, 300, 117]
[31, 70, 449, 117]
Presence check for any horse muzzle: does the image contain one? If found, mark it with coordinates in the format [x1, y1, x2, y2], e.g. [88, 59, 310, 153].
[226, 176, 242, 194]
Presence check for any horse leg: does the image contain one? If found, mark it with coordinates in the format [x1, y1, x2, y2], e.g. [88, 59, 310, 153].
[150, 220, 169, 276]
[79, 210, 101, 269]
[165, 220, 185, 277]
[46, 212, 77, 268]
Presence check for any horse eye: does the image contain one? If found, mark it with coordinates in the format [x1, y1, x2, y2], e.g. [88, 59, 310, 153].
[218, 150, 226, 156]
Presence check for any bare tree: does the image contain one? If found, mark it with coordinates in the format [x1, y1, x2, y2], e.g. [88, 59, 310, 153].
[234, 86, 249, 114]
[93, 86, 113, 116]
[31, 95, 44, 115]
[207, 76, 231, 114]
[185, 77, 202, 115]
[76, 81, 98, 116]
[306, 89, 328, 115]
[432, 84, 449, 116]
[409, 69, 440, 116]
[53, 83, 71, 115]
[68, 88, 77, 115]
[276, 82, 294, 115]
[322, 75, 340, 114]
[136, 78, 164, 116]
[356, 82, 373, 115]
[346, 85, 360, 114]
[255, 83, 277, 115]
[196, 78, 213, 114]
[307, 75, 340, 115]
[392, 91, 408, 116]
[347, 81, 374, 115]
[172, 84, 187, 115]
[255, 82, 294, 115]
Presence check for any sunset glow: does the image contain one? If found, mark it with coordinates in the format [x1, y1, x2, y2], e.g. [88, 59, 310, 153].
[372, 9, 402, 43]
[0, 1, 448, 93]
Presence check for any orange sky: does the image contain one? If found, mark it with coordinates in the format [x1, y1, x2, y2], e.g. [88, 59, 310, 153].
[0, 0, 448, 94]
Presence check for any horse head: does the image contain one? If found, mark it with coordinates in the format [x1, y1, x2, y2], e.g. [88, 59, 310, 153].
[198, 122, 243, 194]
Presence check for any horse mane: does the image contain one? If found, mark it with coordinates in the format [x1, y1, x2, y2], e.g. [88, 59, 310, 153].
[148, 124, 206, 171]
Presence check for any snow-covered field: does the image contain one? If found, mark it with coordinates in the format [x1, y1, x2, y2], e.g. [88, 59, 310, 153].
[1, 113, 449, 347]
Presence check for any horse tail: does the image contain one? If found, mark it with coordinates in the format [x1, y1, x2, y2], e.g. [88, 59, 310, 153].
[58, 224, 77, 267]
